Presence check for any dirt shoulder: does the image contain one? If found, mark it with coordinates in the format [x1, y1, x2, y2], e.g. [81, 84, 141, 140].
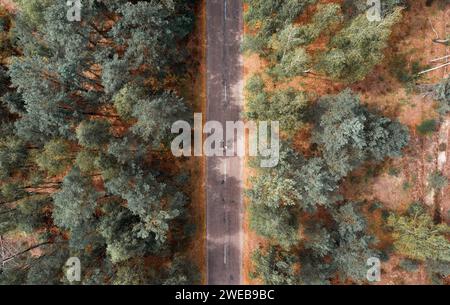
[182, 0, 207, 284]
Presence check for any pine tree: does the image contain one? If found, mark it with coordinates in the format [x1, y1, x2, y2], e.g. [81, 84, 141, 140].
[317, 9, 402, 83]
[313, 89, 409, 178]
[388, 208, 450, 262]
[251, 245, 298, 285]
[52, 167, 100, 231]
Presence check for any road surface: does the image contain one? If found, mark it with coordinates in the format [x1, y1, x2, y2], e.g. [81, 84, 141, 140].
[206, 0, 244, 285]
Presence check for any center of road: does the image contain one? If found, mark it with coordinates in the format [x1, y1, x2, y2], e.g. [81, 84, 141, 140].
[206, 0, 244, 284]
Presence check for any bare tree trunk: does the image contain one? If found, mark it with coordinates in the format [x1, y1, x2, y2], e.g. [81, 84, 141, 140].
[430, 54, 450, 63]
[0, 208, 16, 216]
[418, 62, 450, 75]
[433, 38, 450, 46]
[0, 236, 5, 268]
[1, 241, 51, 265]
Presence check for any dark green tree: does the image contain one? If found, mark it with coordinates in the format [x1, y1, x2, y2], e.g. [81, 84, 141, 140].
[245, 78, 308, 135]
[105, 167, 185, 243]
[35, 139, 72, 176]
[251, 245, 298, 285]
[76, 120, 111, 150]
[317, 9, 402, 83]
[131, 91, 189, 146]
[249, 203, 299, 249]
[388, 207, 450, 262]
[247, 144, 340, 211]
[98, 201, 164, 263]
[0, 136, 27, 178]
[52, 167, 100, 231]
[331, 203, 378, 283]
[163, 256, 201, 285]
[312, 90, 409, 178]
[243, 0, 317, 55]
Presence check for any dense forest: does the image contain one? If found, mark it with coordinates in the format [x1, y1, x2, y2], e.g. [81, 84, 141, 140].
[244, 0, 450, 284]
[0, 0, 449, 286]
[0, 0, 201, 284]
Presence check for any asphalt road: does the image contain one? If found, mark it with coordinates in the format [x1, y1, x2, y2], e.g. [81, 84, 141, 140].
[206, 0, 244, 285]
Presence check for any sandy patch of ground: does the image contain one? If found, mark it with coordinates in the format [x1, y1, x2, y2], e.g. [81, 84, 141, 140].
[371, 173, 414, 211]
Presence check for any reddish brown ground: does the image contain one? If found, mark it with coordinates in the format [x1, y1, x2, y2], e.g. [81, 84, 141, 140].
[348, 1, 449, 215]
[243, 0, 450, 285]
[182, 0, 207, 284]
[0, 0, 16, 12]
[0, 0, 208, 282]
[242, 0, 350, 285]
[342, 1, 450, 284]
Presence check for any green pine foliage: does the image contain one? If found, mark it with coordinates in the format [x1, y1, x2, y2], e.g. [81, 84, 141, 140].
[0, 0, 199, 284]
[312, 90, 409, 179]
[388, 205, 450, 262]
[244, 74, 309, 135]
[317, 9, 402, 83]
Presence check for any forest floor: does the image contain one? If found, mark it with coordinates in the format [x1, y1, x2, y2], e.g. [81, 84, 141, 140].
[1, 0, 208, 284]
[182, 0, 207, 284]
[242, 0, 449, 284]
[343, 1, 450, 284]
[0, 0, 15, 12]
